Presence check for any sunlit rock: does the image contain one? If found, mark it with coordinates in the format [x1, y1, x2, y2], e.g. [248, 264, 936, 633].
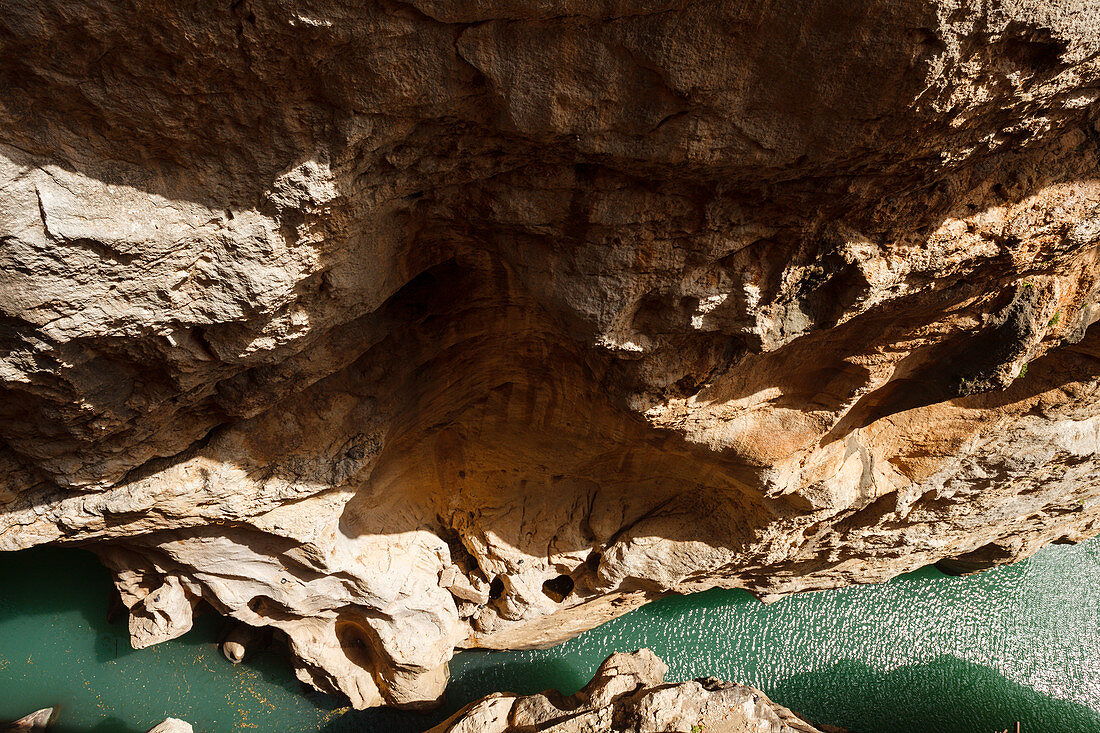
[2, 709, 54, 732]
[428, 649, 829, 733]
[146, 719, 194, 733]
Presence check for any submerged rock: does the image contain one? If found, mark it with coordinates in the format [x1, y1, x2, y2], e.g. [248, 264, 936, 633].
[146, 720, 194, 733]
[1, 711, 191, 733]
[429, 649, 829, 733]
[2, 0, 1100, 711]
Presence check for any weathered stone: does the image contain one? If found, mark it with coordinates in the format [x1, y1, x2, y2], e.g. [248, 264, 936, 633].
[145, 719, 194, 733]
[2, 0, 1100, 711]
[2, 709, 54, 732]
[428, 650, 829, 733]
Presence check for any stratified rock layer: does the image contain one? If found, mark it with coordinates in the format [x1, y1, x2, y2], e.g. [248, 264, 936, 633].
[428, 649, 828, 733]
[3, 0, 1100, 710]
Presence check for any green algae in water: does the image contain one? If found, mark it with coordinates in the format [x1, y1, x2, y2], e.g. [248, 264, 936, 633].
[2, 540, 1099, 732]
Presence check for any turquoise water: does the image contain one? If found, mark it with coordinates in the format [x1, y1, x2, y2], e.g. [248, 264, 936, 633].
[1, 539, 1099, 732]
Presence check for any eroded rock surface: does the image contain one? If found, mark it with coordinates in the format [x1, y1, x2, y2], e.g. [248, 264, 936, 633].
[145, 719, 194, 733]
[1, 713, 192, 733]
[3, 0, 1100, 710]
[428, 649, 829, 733]
[1, 709, 54, 732]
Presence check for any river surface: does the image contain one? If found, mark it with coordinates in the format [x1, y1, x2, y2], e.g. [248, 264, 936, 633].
[1, 539, 1098, 732]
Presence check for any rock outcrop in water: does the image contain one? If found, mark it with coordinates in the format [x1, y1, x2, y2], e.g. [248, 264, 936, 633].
[145, 720, 194, 733]
[3, 0, 1100, 711]
[1, 709, 54, 732]
[428, 649, 830, 733]
[1, 712, 191, 733]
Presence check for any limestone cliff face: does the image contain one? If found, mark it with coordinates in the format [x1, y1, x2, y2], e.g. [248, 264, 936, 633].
[2, 0, 1100, 710]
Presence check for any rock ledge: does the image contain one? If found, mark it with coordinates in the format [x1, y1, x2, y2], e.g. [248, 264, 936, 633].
[429, 649, 832, 733]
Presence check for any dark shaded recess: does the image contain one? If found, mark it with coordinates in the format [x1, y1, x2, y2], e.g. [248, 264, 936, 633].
[488, 576, 504, 600]
[935, 541, 1019, 576]
[909, 27, 947, 54]
[436, 523, 478, 572]
[585, 550, 602, 572]
[214, 615, 273, 663]
[791, 245, 873, 331]
[829, 305, 1100, 450]
[562, 162, 600, 249]
[0, 312, 51, 347]
[999, 22, 1068, 76]
[769, 655, 1100, 733]
[945, 281, 1042, 397]
[382, 257, 468, 325]
[112, 422, 222, 488]
[632, 293, 702, 335]
[55, 237, 140, 266]
[242, 594, 300, 622]
[334, 617, 376, 671]
[823, 282, 1046, 440]
[210, 256, 468, 419]
[541, 574, 575, 603]
[875, 282, 1035, 407]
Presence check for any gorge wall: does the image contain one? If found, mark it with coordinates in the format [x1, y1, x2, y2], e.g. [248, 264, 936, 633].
[3, 0, 1100, 711]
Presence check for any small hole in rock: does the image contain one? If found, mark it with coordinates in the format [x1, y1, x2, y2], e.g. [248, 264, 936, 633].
[335, 619, 375, 670]
[488, 576, 504, 600]
[910, 27, 946, 53]
[541, 575, 575, 603]
[586, 551, 602, 572]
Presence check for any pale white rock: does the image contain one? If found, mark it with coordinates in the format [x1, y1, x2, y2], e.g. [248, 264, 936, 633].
[127, 575, 196, 648]
[1, 709, 54, 732]
[145, 719, 194, 733]
[428, 650, 828, 733]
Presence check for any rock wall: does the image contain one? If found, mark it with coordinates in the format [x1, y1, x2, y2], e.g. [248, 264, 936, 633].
[3, 0, 1100, 710]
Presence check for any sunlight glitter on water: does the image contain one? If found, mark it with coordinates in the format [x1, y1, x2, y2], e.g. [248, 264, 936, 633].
[1, 538, 1099, 732]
